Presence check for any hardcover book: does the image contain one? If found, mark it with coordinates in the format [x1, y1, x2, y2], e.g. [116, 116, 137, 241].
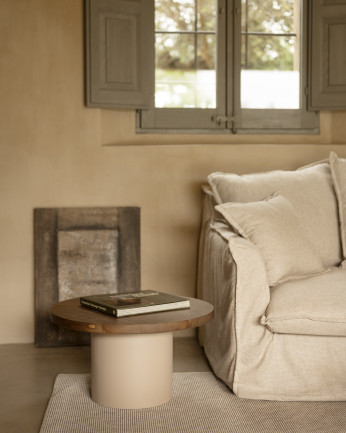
[80, 290, 190, 317]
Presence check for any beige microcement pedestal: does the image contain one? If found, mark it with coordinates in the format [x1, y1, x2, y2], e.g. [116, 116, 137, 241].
[91, 332, 173, 409]
[51, 297, 213, 409]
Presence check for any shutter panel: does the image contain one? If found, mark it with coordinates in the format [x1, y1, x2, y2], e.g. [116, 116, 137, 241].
[85, 0, 154, 109]
[309, 0, 346, 110]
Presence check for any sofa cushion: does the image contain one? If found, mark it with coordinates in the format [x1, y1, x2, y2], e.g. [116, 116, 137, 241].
[215, 194, 326, 287]
[261, 267, 346, 336]
[330, 151, 346, 267]
[208, 162, 341, 268]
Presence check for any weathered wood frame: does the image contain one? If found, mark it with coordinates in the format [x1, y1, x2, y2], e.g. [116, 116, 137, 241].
[34, 207, 140, 347]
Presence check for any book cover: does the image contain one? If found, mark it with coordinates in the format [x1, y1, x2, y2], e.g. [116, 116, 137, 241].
[80, 290, 190, 317]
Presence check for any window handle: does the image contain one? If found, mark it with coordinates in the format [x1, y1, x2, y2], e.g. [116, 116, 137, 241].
[212, 115, 234, 125]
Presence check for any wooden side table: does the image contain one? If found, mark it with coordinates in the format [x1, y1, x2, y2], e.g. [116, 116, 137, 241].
[51, 297, 213, 409]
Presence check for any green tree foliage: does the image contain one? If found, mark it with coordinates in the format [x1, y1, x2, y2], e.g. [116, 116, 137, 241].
[155, 0, 297, 71]
[155, 0, 216, 70]
[242, 0, 296, 70]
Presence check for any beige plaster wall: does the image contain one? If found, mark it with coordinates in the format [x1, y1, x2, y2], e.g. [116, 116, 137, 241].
[1, 0, 346, 344]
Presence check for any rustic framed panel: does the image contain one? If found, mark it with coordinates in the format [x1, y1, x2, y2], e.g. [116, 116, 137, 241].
[34, 207, 140, 347]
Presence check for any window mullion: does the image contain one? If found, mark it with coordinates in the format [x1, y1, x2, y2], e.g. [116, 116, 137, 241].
[213, 0, 227, 125]
[245, 0, 248, 69]
[194, 0, 198, 107]
[229, 0, 241, 133]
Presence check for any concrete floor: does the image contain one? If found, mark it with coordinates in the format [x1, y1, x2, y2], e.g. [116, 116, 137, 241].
[0, 337, 211, 433]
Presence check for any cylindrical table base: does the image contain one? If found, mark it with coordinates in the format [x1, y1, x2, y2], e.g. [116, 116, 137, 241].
[91, 332, 173, 409]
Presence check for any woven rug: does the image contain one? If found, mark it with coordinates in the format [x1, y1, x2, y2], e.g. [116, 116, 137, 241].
[40, 373, 346, 433]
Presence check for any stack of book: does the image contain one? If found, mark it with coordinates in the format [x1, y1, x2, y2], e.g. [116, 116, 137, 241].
[80, 290, 190, 318]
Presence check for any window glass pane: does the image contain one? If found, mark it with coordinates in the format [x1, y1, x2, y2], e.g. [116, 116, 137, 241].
[155, 70, 216, 108]
[155, 33, 216, 108]
[241, 0, 300, 109]
[197, 0, 217, 31]
[241, 70, 299, 109]
[197, 34, 216, 70]
[155, 0, 217, 108]
[242, 34, 297, 71]
[156, 33, 195, 70]
[241, 0, 295, 33]
[156, 0, 195, 32]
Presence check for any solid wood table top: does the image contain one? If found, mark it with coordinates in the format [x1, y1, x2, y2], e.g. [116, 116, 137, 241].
[51, 297, 214, 335]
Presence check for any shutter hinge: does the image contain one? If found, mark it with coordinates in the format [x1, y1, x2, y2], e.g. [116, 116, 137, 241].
[305, 87, 310, 96]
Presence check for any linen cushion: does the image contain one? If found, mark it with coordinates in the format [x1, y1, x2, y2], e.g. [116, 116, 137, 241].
[215, 194, 326, 287]
[329, 151, 346, 267]
[262, 267, 346, 336]
[208, 162, 341, 268]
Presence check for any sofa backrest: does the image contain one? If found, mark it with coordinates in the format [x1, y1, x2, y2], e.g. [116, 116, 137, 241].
[208, 162, 341, 268]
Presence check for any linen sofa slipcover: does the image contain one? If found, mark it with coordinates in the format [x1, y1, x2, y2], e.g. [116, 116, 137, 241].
[198, 155, 346, 400]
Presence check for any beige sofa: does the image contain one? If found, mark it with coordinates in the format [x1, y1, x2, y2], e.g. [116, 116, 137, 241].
[198, 152, 346, 401]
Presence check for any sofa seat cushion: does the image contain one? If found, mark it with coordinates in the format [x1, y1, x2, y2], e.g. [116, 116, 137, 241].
[262, 267, 346, 336]
[208, 162, 341, 268]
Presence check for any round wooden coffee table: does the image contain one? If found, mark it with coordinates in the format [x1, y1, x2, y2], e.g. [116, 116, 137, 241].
[51, 297, 213, 409]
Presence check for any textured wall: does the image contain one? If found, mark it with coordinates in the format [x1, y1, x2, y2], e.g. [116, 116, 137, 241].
[1, 0, 346, 343]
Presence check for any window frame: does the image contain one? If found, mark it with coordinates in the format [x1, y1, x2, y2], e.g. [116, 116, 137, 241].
[233, 0, 318, 134]
[139, 0, 227, 132]
[137, 0, 319, 134]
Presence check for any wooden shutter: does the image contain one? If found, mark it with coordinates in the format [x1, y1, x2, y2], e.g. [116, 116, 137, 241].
[309, 0, 346, 110]
[85, 0, 154, 109]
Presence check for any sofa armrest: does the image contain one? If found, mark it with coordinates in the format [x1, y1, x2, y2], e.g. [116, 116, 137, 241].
[198, 185, 271, 329]
[229, 234, 271, 333]
[198, 205, 271, 390]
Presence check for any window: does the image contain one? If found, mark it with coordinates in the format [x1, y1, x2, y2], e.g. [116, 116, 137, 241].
[86, 0, 346, 123]
[139, 0, 319, 133]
